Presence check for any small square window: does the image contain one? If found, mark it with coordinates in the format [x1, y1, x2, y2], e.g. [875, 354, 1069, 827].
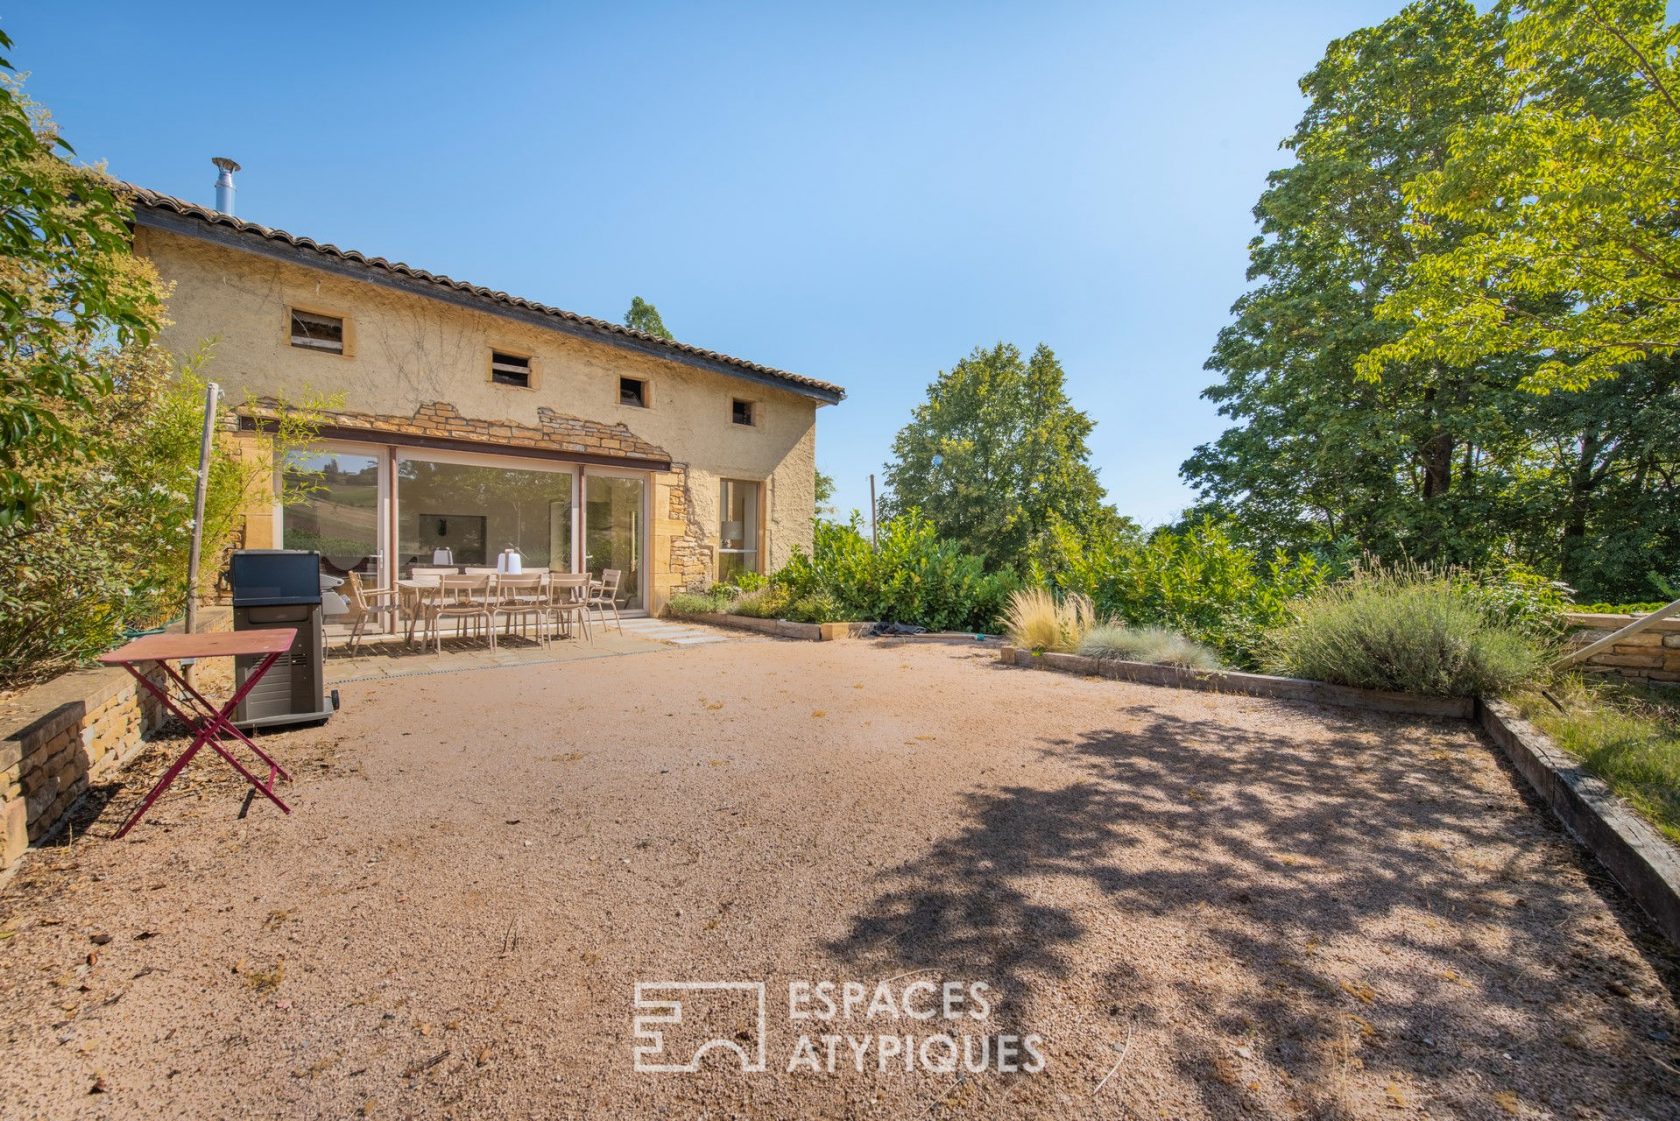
[731, 398, 756, 426]
[491, 351, 532, 387]
[620, 377, 648, 407]
[290, 309, 344, 354]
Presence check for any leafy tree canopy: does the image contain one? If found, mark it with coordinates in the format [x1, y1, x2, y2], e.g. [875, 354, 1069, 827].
[881, 342, 1123, 572]
[1185, 0, 1680, 600]
[0, 33, 162, 526]
[1359, 0, 1680, 391]
[623, 296, 673, 340]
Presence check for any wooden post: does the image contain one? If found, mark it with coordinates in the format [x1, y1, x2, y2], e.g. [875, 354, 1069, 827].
[1554, 597, 1680, 669]
[868, 473, 878, 551]
[185, 382, 220, 634]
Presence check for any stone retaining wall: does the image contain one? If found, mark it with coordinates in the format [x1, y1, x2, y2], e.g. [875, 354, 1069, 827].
[1564, 612, 1680, 686]
[1, 608, 231, 872]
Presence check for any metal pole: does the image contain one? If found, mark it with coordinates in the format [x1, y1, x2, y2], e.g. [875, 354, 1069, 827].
[868, 473, 878, 551]
[185, 382, 220, 634]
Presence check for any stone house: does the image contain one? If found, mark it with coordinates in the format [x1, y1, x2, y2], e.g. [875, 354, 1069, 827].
[127, 182, 844, 615]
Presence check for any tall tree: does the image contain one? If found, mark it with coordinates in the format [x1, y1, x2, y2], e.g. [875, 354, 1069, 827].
[1361, 0, 1680, 391]
[0, 35, 162, 526]
[881, 342, 1114, 572]
[1184, 1, 1525, 564]
[623, 296, 673, 340]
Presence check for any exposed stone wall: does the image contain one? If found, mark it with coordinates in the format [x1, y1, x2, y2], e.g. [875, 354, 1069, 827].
[652, 464, 715, 609]
[1564, 612, 1680, 686]
[243, 399, 671, 466]
[1, 609, 232, 872]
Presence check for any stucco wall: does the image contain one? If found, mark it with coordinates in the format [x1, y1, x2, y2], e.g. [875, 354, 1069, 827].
[136, 226, 821, 606]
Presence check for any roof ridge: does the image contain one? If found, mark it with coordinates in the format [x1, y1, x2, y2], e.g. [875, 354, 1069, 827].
[123, 184, 845, 401]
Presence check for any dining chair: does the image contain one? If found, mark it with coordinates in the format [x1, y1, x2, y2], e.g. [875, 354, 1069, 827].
[490, 573, 546, 647]
[340, 571, 398, 654]
[588, 569, 625, 633]
[418, 573, 494, 652]
[545, 573, 592, 644]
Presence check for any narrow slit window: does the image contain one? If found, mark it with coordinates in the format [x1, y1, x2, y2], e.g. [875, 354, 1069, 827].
[731, 398, 756, 426]
[290, 309, 345, 354]
[491, 351, 532, 387]
[620, 377, 648, 407]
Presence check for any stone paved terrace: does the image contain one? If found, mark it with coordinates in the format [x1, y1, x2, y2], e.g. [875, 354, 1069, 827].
[322, 615, 741, 683]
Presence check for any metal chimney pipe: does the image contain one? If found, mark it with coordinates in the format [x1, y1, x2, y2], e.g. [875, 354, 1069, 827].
[211, 156, 241, 215]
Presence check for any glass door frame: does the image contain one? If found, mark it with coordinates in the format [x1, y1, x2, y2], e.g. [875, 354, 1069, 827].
[276, 438, 391, 587]
[580, 463, 652, 612]
[391, 445, 584, 579]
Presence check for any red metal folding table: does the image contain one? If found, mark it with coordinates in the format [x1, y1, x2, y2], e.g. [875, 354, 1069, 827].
[99, 628, 298, 838]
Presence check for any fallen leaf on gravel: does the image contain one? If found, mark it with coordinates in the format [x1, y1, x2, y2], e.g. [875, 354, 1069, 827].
[811, 710, 826, 718]
[475, 1045, 491, 1067]
[1493, 1090, 1520, 1114]
[89, 933, 112, 946]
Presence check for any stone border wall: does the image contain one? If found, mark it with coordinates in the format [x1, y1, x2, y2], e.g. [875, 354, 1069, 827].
[669, 612, 870, 642]
[1563, 612, 1680, 686]
[1, 608, 232, 873]
[1479, 699, 1680, 946]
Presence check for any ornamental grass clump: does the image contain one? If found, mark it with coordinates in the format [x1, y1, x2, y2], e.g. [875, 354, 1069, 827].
[1265, 566, 1549, 697]
[1004, 588, 1095, 652]
[1077, 624, 1222, 670]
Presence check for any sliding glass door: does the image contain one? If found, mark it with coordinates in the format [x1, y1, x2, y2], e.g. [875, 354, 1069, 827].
[281, 445, 386, 584]
[394, 452, 574, 575]
[584, 473, 645, 610]
[283, 443, 651, 612]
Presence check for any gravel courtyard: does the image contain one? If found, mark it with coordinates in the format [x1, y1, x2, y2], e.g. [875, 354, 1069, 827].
[0, 638, 1676, 1120]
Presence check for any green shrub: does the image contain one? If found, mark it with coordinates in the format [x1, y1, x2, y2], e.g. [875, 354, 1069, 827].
[727, 586, 792, 619]
[1047, 517, 1327, 668]
[777, 512, 1015, 632]
[1077, 624, 1222, 670]
[785, 591, 847, 624]
[666, 590, 729, 616]
[0, 348, 260, 688]
[1265, 565, 1550, 697]
[1455, 562, 1572, 640]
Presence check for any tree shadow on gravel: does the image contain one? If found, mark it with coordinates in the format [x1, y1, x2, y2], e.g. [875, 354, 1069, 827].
[826, 703, 1680, 1117]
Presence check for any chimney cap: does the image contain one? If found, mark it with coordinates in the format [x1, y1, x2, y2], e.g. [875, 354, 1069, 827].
[211, 156, 241, 173]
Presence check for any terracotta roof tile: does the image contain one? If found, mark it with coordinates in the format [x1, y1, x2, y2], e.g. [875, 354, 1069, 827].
[127, 186, 845, 402]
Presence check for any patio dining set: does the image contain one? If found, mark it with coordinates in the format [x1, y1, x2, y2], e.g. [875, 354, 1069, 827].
[335, 567, 627, 654]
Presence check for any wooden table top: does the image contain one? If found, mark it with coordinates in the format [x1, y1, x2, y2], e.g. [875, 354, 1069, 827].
[99, 628, 298, 666]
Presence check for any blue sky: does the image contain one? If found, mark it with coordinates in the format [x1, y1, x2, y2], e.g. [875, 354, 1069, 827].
[10, 1, 1407, 526]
